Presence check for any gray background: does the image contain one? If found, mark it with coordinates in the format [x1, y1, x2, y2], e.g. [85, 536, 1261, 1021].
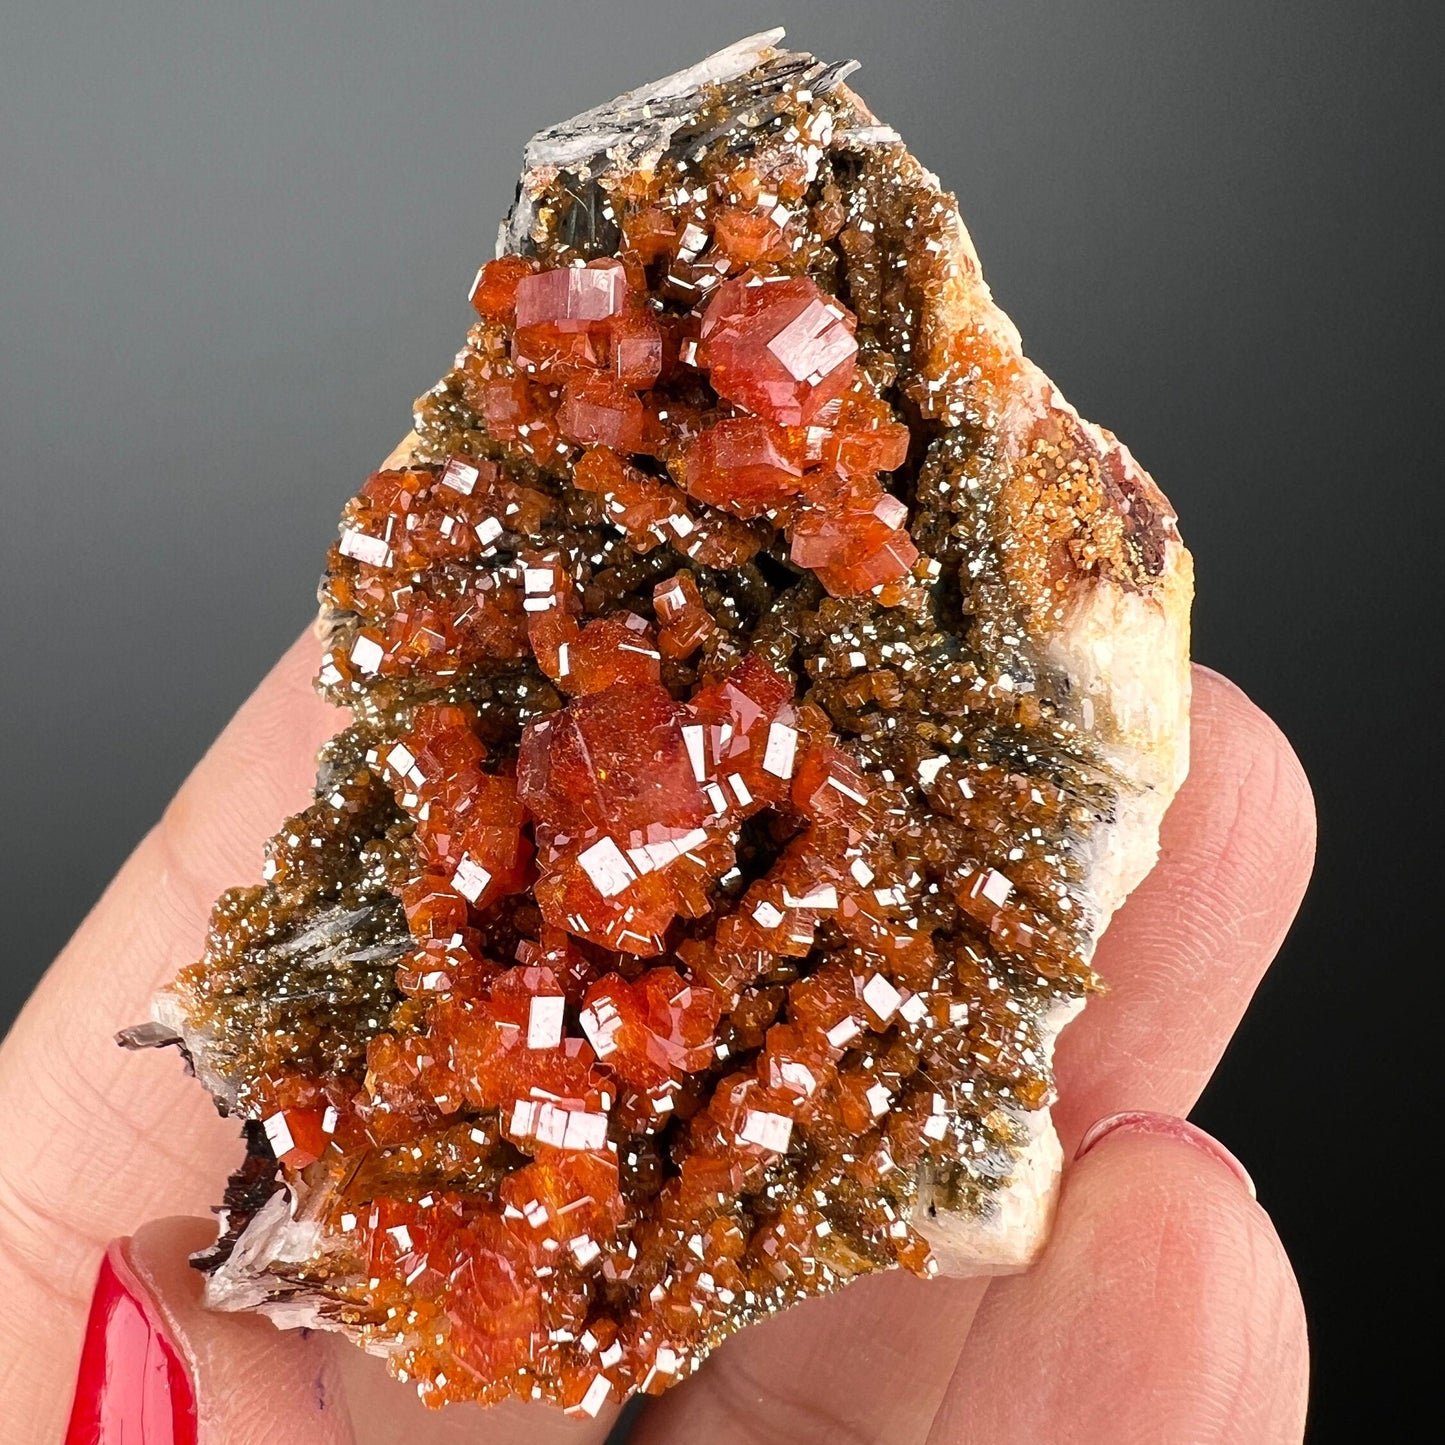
[3, 2, 1437, 1436]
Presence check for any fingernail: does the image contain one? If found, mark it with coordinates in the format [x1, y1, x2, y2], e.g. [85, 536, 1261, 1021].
[66, 1239, 197, 1445]
[1075, 1110, 1256, 1199]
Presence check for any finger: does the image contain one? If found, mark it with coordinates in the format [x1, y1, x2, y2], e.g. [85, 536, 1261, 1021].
[629, 1272, 990, 1445]
[926, 1115, 1308, 1444]
[1051, 665, 1316, 1149]
[65, 1216, 355, 1445]
[0, 631, 333, 1441]
[628, 668, 1312, 1445]
[63, 1218, 618, 1445]
[0, 628, 333, 1241]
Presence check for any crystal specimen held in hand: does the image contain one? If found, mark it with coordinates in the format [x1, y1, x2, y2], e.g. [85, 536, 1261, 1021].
[132, 30, 1192, 1415]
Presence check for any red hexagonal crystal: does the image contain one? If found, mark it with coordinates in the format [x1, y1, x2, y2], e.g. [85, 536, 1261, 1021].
[514, 259, 630, 332]
[574, 446, 694, 554]
[557, 373, 649, 453]
[518, 681, 707, 841]
[652, 573, 715, 659]
[513, 259, 632, 375]
[387, 704, 534, 908]
[579, 969, 721, 1099]
[788, 476, 919, 597]
[469, 255, 536, 322]
[698, 272, 858, 426]
[608, 309, 665, 387]
[682, 416, 807, 516]
[810, 394, 912, 478]
[684, 655, 800, 814]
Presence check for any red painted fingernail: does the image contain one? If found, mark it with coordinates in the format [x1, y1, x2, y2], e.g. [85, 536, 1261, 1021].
[1075, 1110, 1257, 1199]
[65, 1239, 197, 1445]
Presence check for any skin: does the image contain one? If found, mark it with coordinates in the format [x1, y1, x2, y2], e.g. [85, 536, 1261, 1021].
[0, 639, 1315, 1443]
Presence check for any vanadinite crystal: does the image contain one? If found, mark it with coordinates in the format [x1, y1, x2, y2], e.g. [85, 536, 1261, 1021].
[131, 30, 1192, 1417]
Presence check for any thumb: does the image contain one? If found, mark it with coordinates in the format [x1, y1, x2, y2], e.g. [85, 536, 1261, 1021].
[65, 1216, 355, 1445]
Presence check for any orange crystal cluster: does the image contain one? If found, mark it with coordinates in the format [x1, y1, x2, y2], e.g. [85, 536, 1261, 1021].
[251, 643, 966, 1410]
[323, 458, 543, 683]
[321, 239, 921, 694]
[458, 246, 917, 599]
[167, 46, 1115, 1420]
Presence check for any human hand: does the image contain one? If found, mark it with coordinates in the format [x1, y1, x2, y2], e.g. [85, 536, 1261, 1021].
[0, 637, 1313, 1443]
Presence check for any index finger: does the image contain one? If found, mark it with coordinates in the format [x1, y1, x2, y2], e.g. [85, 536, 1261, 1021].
[0, 630, 334, 1442]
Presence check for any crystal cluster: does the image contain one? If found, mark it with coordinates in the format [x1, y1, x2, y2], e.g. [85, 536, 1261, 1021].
[139, 32, 1191, 1416]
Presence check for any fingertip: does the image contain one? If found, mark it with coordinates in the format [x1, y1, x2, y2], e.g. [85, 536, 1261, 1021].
[156, 627, 336, 902]
[933, 1113, 1309, 1444]
[1059, 1112, 1281, 1293]
[125, 1216, 220, 1310]
[1052, 664, 1318, 1145]
[1062, 1113, 1308, 1426]
[1074, 1109, 1255, 1198]
[121, 1217, 356, 1445]
[1189, 664, 1316, 875]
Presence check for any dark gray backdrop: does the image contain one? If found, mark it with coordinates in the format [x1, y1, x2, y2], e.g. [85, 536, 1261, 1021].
[4, 2, 1437, 1437]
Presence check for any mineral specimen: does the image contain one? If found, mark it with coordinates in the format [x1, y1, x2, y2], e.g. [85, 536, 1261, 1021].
[126, 30, 1192, 1414]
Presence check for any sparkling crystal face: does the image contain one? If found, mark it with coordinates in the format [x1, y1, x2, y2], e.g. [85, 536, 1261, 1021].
[699, 273, 859, 425]
[161, 38, 1182, 1419]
